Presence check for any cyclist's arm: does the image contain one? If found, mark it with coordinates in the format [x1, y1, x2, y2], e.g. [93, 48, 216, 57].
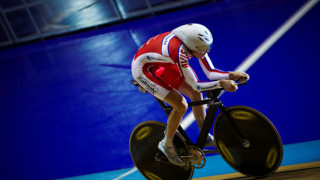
[199, 54, 230, 80]
[177, 45, 221, 92]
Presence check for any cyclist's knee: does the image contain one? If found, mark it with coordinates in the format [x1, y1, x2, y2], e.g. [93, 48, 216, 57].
[164, 89, 188, 114]
[189, 89, 203, 101]
[174, 97, 188, 114]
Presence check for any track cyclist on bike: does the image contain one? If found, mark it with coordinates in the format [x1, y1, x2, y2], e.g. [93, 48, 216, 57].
[131, 23, 249, 166]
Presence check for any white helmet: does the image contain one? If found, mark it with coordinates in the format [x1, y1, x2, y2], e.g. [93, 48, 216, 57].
[172, 23, 213, 52]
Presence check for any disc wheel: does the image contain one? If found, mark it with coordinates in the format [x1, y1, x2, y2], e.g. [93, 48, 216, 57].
[130, 121, 194, 180]
[213, 106, 283, 177]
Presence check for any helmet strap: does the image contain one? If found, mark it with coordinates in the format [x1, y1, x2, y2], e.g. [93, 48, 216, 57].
[190, 50, 196, 57]
[183, 47, 193, 57]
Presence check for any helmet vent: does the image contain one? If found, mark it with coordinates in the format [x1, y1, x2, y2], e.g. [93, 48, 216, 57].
[198, 33, 205, 41]
[198, 33, 209, 41]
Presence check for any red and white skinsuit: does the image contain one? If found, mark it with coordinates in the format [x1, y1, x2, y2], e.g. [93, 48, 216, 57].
[132, 31, 230, 100]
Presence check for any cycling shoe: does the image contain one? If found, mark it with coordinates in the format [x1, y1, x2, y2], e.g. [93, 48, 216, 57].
[158, 139, 185, 166]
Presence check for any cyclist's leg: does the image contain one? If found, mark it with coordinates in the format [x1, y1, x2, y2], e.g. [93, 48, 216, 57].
[133, 62, 187, 166]
[163, 89, 188, 138]
[158, 89, 188, 166]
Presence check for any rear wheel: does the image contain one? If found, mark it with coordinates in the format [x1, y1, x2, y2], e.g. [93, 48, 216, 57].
[213, 106, 283, 177]
[130, 121, 194, 180]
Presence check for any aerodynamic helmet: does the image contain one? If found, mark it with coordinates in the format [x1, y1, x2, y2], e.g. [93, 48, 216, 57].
[172, 23, 213, 53]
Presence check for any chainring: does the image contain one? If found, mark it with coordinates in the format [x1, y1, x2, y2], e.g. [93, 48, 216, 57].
[187, 146, 206, 169]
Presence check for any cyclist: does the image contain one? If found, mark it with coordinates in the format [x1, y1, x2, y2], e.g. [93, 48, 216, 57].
[131, 23, 249, 166]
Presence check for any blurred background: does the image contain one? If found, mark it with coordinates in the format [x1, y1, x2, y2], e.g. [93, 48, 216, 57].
[0, 0, 213, 48]
[0, 0, 319, 179]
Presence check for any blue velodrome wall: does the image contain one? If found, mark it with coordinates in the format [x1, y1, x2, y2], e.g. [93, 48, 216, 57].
[1, 0, 319, 179]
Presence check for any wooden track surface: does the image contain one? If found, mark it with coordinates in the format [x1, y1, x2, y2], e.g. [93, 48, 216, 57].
[194, 161, 320, 180]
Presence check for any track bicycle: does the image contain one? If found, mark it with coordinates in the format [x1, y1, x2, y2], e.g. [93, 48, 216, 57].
[129, 80, 283, 180]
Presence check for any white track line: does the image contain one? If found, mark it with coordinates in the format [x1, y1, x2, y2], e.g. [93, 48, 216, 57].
[112, 167, 137, 180]
[235, 0, 319, 72]
[114, 0, 319, 179]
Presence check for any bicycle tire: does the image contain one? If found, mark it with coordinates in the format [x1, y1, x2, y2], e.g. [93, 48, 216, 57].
[129, 121, 194, 180]
[213, 106, 283, 177]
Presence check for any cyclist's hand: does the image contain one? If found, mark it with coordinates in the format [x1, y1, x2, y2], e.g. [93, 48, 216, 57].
[220, 80, 238, 92]
[229, 72, 250, 82]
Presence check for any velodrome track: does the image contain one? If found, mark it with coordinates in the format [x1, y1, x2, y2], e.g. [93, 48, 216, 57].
[58, 140, 320, 179]
[1, 0, 319, 179]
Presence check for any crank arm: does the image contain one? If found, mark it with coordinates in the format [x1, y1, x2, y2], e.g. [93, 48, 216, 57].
[203, 149, 219, 154]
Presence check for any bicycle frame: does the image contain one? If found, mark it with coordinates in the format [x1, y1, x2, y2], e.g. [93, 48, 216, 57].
[131, 79, 248, 150]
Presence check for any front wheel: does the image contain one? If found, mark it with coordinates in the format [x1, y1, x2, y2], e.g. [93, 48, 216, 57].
[129, 121, 194, 180]
[213, 106, 283, 177]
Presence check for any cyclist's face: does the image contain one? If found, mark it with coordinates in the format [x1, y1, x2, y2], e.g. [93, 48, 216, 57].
[192, 44, 211, 59]
[192, 50, 207, 59]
